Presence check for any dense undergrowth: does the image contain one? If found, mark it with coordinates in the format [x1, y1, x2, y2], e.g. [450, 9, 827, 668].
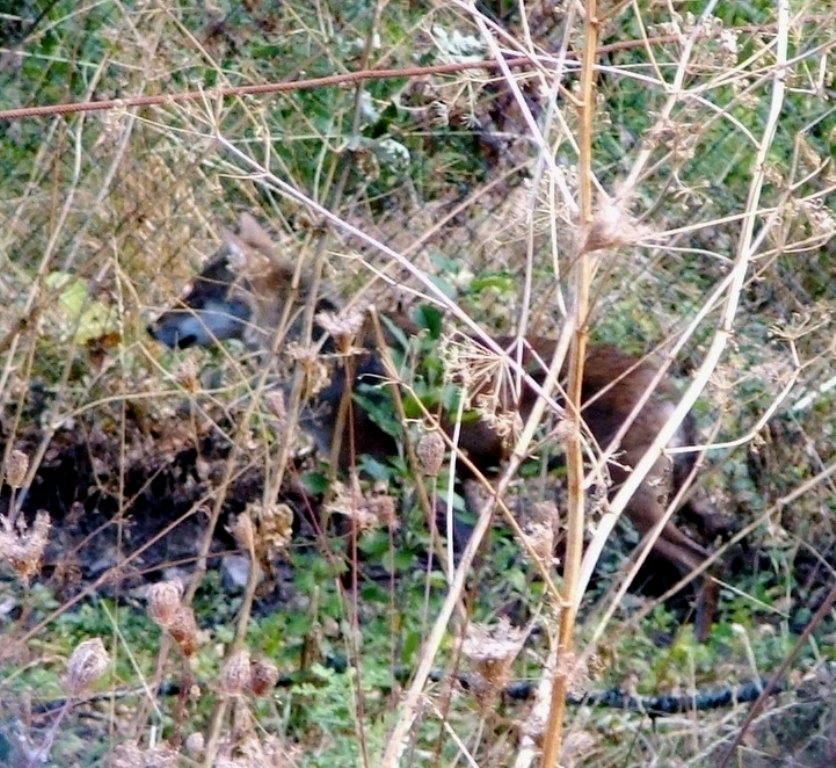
[0, 1, 833, 766]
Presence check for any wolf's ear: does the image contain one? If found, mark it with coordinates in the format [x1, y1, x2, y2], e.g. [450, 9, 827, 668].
[218, 230, 251, 273]
[237, 212, 276, 254]
[235, 213, 297, 276]
[221, 218, 298, 285]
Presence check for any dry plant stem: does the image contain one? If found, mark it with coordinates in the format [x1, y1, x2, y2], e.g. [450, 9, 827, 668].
[214, 138, 568, 425]
[618, 0, 722, 201]
[337, 163, 529, 318]
[513, 637, 560, 768]
[378, 318, 574, 768]
[3, 110, 89, 519]
[634, 457, 836, 628]
[387, 327, 574, 598]
[429, 701, 480, 768]
[376, 456, 516, 765]
[29, 698, 73, 767]
[58, 110, 138, 274]
[584, 242, 747, 491]
[579, 298, 797, 637]
[0, 49, 112, 378]
[204, 12, 381, 761]
[367, 310, 457, 587]
[6, 85, 131, 517]
[3, 477, 235, 660]
[466, 3, 581, 217]
[718, 581, 836, 768]
[581, 0, 790, 614]
[369, 306, 548, 628]
[694, 362, 798, 452]
[444, 394, 467, 578]
[0, 34, 713, 122]
[541, 1, 598, 765]
[591, 416, 720, 639]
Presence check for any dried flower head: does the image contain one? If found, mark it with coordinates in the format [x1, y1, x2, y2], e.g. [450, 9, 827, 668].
[582, 198, 649, 252]
[260, 502, 294, 552]
[146, 579, 184, 629]
[325, 475, 399, 530]
[5, 449, 29, 488]
[416, 430, 445, 476]
[461, 619, 527, 710]
[316, 309, 365, 352]
[441, 333, 523, 446]
[287, 342, 331, 398]
[168, 606, 200, 657]
[67, 637, 109, 696]
[427, 100, 450, 128]
[0, 509, 50, 584]
[325, 478, 376, 529]
[184, 732, 205, 756]
[521, 500, 559, 565]
[248, 658, 279, 697]
[556, 651, 590, 699]
[232, 702, 255, 742]
[220, 650, 251, 697]
[176, 358, 200, 393]
[367, 482, 398, 529]
[522, 522, 555, 566]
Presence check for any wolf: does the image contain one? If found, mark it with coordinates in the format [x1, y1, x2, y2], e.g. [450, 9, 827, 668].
[148, 213, 720, 634]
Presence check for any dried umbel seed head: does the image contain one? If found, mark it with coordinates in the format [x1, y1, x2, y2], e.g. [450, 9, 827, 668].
[325, 476, 398, 531]
[581, 197, 648, 253]
[184, 732, 205, 756]
[555, 650, 591, 700]
[287, 342, 331, 398]
[5, 449, 29, 488]
[367, 486, 398, 530]
[416, 430, 445, 476]
[441, 333, 523, 446]
[67, 637, 109, 696]
[521, 500, 559, 565]
[146, 579, 184, 629]
[248, 658, 279, 697]
[316, 309, 365, 351]
[232, 704, 255, 743]
[461, 619, 527, 710]
[258, 502, 294, 553]
[219, 650, 251, 697]
[521, 521, 555, 565]
[0, 509, 50, 584]
[168, 606, 200, 657]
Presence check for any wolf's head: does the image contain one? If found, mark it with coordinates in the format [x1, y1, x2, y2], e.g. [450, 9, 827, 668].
[148, 214, 305, 350]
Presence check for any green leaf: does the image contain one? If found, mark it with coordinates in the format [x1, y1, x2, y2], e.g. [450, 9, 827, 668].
[414, 304, 444, 338]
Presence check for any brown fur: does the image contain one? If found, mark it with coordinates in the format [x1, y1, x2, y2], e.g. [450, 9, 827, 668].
[148, 214, 720, 636]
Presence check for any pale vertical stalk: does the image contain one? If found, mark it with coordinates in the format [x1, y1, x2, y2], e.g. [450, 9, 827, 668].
[377, 323, 572, 766]
[540, 1, 598, 764]
[578, 0, 791, 618]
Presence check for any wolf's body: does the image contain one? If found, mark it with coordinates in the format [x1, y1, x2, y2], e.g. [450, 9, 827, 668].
[149, 214, 719, 634]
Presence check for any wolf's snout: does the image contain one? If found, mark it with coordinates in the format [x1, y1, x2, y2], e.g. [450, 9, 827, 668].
[147, 317, 196, 349]
[147, 299, 253, 349]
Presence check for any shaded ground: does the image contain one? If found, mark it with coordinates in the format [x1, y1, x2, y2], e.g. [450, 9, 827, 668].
[2, 395, 832, 634]
[1, 391, 834, 768]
